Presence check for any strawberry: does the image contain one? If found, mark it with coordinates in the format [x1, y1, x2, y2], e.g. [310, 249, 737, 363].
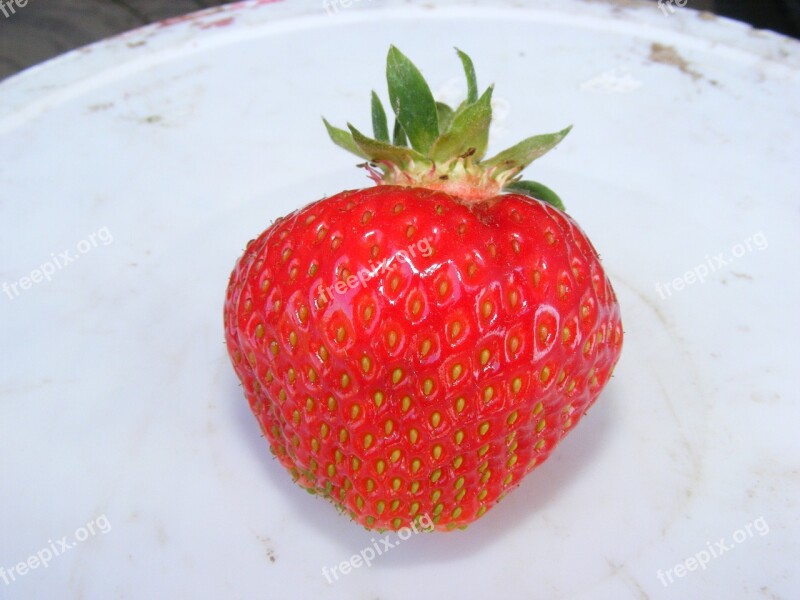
[224, 47, 623, 531]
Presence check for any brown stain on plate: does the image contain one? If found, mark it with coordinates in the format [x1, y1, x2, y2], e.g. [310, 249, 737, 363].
[198, 17, 235, 30]
[650, 42, 702, 80]
[257, 535, 277, 563]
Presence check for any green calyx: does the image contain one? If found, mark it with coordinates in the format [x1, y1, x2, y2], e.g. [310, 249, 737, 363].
[323, 46, 571, 209]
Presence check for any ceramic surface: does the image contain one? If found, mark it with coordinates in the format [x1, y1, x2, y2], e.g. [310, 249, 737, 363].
[1, 1, 798, 598]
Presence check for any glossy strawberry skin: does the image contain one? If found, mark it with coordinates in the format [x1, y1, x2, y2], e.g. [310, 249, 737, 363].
[224, 185, 622, 531]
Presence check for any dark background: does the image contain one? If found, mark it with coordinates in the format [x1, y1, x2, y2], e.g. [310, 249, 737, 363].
[712, 0, 800, 37]
[0, 0, 798, 82]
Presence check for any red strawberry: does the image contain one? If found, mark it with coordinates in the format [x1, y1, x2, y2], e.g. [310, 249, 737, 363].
[224, 47, 623, 531]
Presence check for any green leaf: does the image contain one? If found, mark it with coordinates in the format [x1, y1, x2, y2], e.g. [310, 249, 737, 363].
[504, 180, 566, 211]
[386, 46, 439, 154]
[430, 85, 494, 162]
[323, 118, 369, 159]
[436, 102, 455, 134]
[392, 119, 408, 146]
[348, 124, 430, 166]
[371, 91, 389, 143]
[455, 48, 478, 104]
[482, 125, 572, 174]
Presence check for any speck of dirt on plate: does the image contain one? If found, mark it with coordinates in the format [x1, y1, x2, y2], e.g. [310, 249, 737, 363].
[88, 102, 114, 113]
[649, 43, 702, 80]
[198, 17, 235, 30]
[257, 535, 277, 564]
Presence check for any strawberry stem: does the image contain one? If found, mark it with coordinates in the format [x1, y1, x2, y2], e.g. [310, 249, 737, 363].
[323, 47, 571, 209]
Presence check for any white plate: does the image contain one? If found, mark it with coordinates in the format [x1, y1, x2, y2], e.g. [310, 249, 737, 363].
[1, 1, 798, 598]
